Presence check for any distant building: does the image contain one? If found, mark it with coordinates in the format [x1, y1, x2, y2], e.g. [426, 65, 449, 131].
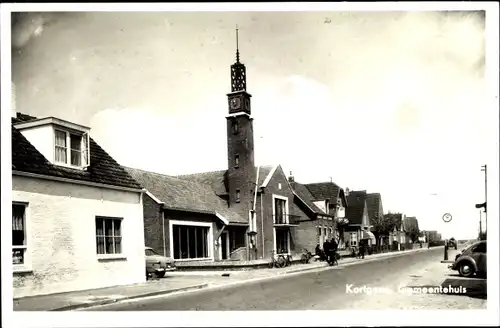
[345, 190, 376, 247]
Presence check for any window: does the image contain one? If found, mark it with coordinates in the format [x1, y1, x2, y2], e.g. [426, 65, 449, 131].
[351, 232, 357, 246]
[472, 242, 486, 254]
[232, 121, 239, 134]
[12, 203, 27, 266]
[235, 154, 240, 168]
[274, 198, 287, 224]
[236, 189, 241, 203]
[54, 129, 90, 168]
[172, 224, 209, 260]
[96, 217, 122, 255]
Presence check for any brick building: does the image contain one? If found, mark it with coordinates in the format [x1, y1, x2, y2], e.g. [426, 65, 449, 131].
[128, 31, 331, 262]
[11, 112, 146, 298]
[290, 180, 349, 249]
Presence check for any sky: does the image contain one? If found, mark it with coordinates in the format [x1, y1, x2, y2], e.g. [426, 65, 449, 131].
[9, 8, 494, 239]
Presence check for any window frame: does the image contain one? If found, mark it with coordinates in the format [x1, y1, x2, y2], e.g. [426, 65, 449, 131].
[12, 201, 31, 272]
[53, 127, 90, 169]
[231, 120, 239, 134]
[272, 194, 289, 224]
[235, 189, 241, 203]
[95, 216, 124, 259]
[234, 154, 240, 168]
[169, 220, 213, 261]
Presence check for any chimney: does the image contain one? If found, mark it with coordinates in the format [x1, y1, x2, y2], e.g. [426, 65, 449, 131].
[288, 171, 294, 183]
[11, 82, 17, 118]
[345, 188, 350, 196]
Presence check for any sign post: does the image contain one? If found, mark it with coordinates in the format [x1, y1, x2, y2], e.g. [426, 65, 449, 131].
[442, 213, 452, 261]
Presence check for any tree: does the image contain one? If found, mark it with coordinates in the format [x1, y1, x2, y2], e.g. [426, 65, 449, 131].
[371, 213, 401, 243]
[407, 224, 420, 243]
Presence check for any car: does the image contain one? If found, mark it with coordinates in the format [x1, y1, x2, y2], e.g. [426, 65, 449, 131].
[145, 247, 176, 278]
[447, 237, 458, 250]
[449, 240, 486, 278]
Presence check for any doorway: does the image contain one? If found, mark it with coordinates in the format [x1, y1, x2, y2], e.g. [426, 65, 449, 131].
[220, 231, 230, 260]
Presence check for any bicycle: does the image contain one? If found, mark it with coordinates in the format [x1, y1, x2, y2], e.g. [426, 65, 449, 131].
[327, 250, 339, 266]
[300, 249, 313, 264]
[269, 250, 286, 268]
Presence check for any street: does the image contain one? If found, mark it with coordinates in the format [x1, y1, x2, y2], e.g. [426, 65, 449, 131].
[86, 247, 486, 311]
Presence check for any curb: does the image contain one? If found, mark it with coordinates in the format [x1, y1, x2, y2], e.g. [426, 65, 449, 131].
[52, 283, 208, 311]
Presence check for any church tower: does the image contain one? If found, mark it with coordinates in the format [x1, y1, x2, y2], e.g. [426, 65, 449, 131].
[226, 27, 256, 218]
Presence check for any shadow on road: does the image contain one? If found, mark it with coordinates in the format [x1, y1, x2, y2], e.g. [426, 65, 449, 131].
[440, 278, 487, 300]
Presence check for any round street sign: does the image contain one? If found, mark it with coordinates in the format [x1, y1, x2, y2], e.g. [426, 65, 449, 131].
[442, 213, 452, 223]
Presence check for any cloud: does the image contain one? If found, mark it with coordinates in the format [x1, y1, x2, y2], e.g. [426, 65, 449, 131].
[11, 13, 47, 49]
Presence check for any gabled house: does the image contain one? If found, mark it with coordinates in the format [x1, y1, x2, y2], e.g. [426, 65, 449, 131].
[11, 112, 146, 298]
[287, 174, 336, 252]
[345, 190, 376, 247]
[300, 181, 349, 248]
[388, 213, 408, 248]
[365, 192, 385, 245]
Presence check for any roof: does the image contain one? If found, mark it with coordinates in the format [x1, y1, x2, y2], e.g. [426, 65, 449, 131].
[303, 181, 348, 207]
[346, 190, 367, 225]
[366, 193, 383, 220]
[290, 181, 326, 216]
[124, 167, 247, 224]
[176, 165, 275, 195]
[12, 113, 142, 190]
[403, 216, 419, 231]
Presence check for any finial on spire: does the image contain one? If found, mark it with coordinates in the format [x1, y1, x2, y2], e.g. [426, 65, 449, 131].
[235, 25, 240, 63]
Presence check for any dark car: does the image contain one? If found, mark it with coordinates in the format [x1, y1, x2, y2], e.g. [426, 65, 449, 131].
[449, 240, 486, 278]
[447, 237, 458, 250]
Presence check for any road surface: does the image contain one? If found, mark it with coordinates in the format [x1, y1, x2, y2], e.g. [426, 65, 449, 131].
[87, 247, 483, 311]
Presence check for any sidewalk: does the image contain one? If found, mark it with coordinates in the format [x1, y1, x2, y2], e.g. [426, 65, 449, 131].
[13, 245, 435, 311]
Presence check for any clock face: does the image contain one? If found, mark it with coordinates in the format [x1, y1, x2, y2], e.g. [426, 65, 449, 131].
[229, 97, 241, 110]
[442, 213, 452, 223]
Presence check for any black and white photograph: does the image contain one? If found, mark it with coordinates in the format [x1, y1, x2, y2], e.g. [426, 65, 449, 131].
[1, 2, 499, 327]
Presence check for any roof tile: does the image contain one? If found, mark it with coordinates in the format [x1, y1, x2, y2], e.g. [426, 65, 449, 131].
[125, 167, 247, 224]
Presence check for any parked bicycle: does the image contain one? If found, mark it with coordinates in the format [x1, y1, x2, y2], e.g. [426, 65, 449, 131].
[300, 248, 313, 264]
[327, 250, 339, 266]
[269, 250, 293, 268]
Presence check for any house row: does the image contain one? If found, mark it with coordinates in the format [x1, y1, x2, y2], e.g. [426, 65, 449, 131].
[10, 43, 412, 298]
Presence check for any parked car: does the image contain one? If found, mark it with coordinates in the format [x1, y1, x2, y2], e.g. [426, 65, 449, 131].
[145, 247, 176, 278]
[446, 237, 458, 250]
[449, 240, 486, 278]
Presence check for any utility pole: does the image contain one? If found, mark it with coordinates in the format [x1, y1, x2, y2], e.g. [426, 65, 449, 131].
[481, 164, 487, 237]
[479, 210, 482, 240]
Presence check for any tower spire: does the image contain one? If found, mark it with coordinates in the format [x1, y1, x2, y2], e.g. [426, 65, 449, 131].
[236, 25, 240, 63]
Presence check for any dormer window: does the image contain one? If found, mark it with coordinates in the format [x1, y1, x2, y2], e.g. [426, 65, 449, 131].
[55, 129, 89, 168]
[14, 116, 91, 170]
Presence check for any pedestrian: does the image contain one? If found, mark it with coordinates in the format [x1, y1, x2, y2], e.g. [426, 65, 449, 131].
[359, 240, 365, 259]
[330, 238, 338, 262]
[323, 239, 331, 262]
[315, 244, 321, 256]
